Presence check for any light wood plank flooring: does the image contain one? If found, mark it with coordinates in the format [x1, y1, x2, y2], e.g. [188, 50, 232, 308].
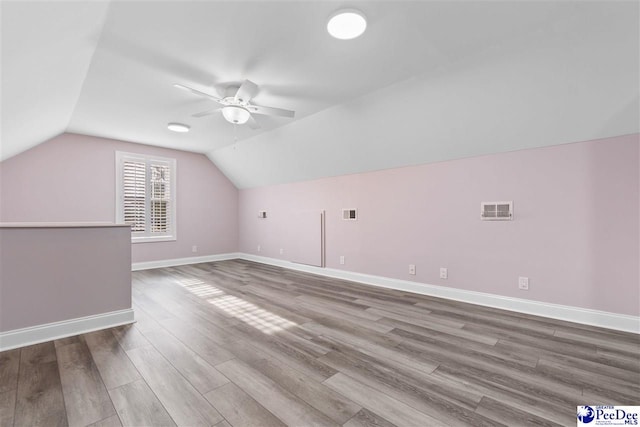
[1, 259, 638, 426]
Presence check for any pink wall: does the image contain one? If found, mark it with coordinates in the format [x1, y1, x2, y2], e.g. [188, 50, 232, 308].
[239, 134, 640, 316]
[0, 133, 238, 263]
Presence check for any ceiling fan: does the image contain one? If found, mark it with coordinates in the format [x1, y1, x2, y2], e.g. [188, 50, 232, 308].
[174, 79, 295, 129]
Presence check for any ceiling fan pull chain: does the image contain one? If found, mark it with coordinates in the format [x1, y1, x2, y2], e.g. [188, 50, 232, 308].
[234, 123, 238, 147]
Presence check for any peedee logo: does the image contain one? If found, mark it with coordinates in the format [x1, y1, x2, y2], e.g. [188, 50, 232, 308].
[577, 406, 595, 424]
[577, 406, 640, 426]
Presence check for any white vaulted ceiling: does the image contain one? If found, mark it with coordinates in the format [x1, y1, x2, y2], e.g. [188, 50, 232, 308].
[1, 1, 638, 188]
[1, 1, 110, 160]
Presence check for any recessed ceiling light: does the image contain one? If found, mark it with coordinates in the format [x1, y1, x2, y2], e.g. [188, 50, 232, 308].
[327, 9, 367, 40]
[167, 122, 190, 133]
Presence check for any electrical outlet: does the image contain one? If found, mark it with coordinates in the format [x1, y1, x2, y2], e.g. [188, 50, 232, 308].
[518, 277, 529, 290]
[440, 268, 448, 279]
[257, 245, 261, 252]
[339, 256, 345, 265]
[409, 264, 416, 275]
[191, 245, 198, 253]
[279, 248, 284, 255]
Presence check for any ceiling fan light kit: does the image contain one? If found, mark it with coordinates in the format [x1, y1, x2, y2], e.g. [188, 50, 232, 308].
[222, 105, 251, 124]
[167, 122, 190, 133]
[327, 9, 367, 40]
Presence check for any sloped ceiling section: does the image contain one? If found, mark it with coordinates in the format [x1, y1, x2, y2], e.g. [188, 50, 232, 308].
[209, 2, 639, 188]
[0, 1, 109, 160]
[1, 1, 638, 188]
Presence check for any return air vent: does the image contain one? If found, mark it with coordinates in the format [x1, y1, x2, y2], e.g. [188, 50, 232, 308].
[342, 209, 357, 220]
[481, 201, 513, 220]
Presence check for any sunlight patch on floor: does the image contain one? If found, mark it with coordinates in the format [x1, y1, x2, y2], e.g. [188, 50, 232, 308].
[176, 278, 225, 297]
[187, 284, 225, 297]
[208, 294, 296, 334]
[175, 277, 296, 334]
[176, 278, 205, 287]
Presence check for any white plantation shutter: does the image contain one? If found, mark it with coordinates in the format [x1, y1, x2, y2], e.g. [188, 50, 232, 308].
[122, 160, 146, 232]
[116, 152, 176, 242]
[150, 162, 171, 233]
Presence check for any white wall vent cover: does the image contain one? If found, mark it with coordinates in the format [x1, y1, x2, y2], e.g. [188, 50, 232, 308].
[258, 210, 267, 219]
[481, 201, 513, 220]
[342, 209, 357, 220]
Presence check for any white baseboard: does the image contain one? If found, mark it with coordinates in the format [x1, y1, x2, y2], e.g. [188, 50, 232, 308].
[237, 253, 640, 334]
[132, 252, 240, 271]
[0, 309, 135, 352]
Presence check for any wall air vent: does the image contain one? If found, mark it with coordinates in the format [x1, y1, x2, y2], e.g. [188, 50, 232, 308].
[342, 209, 357, 220]
[481, 201, 513, 221]
[258, 210, 267, 219]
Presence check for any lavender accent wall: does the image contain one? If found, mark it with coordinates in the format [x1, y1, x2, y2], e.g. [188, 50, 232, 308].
[0, 133, 238, 263]
[239, 134, 640, 317]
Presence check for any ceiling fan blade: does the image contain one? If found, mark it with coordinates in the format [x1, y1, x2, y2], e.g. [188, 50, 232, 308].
[247, 115, 261, 129]
[247, 104, 295, 118]
[192, 108, 221, 118]
[174, 84, 223, 103]
[234, 79, 259, 103]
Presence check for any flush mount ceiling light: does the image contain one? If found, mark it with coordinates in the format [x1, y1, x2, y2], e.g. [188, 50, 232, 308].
[222, 105, 251, 124]
[167, 122, 190, 133]
[327, 9, 367, 40]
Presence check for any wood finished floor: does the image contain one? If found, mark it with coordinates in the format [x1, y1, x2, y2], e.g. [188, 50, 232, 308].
[1, 259, 639, 427]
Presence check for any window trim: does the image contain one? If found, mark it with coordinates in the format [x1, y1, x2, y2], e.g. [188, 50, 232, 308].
[115, 151, 177, 243]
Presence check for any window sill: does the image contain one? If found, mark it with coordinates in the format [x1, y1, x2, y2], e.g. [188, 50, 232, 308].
[132, 236, 176, 244]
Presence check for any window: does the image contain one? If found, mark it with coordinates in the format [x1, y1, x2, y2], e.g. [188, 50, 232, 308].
[116, 152, 176, 242]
